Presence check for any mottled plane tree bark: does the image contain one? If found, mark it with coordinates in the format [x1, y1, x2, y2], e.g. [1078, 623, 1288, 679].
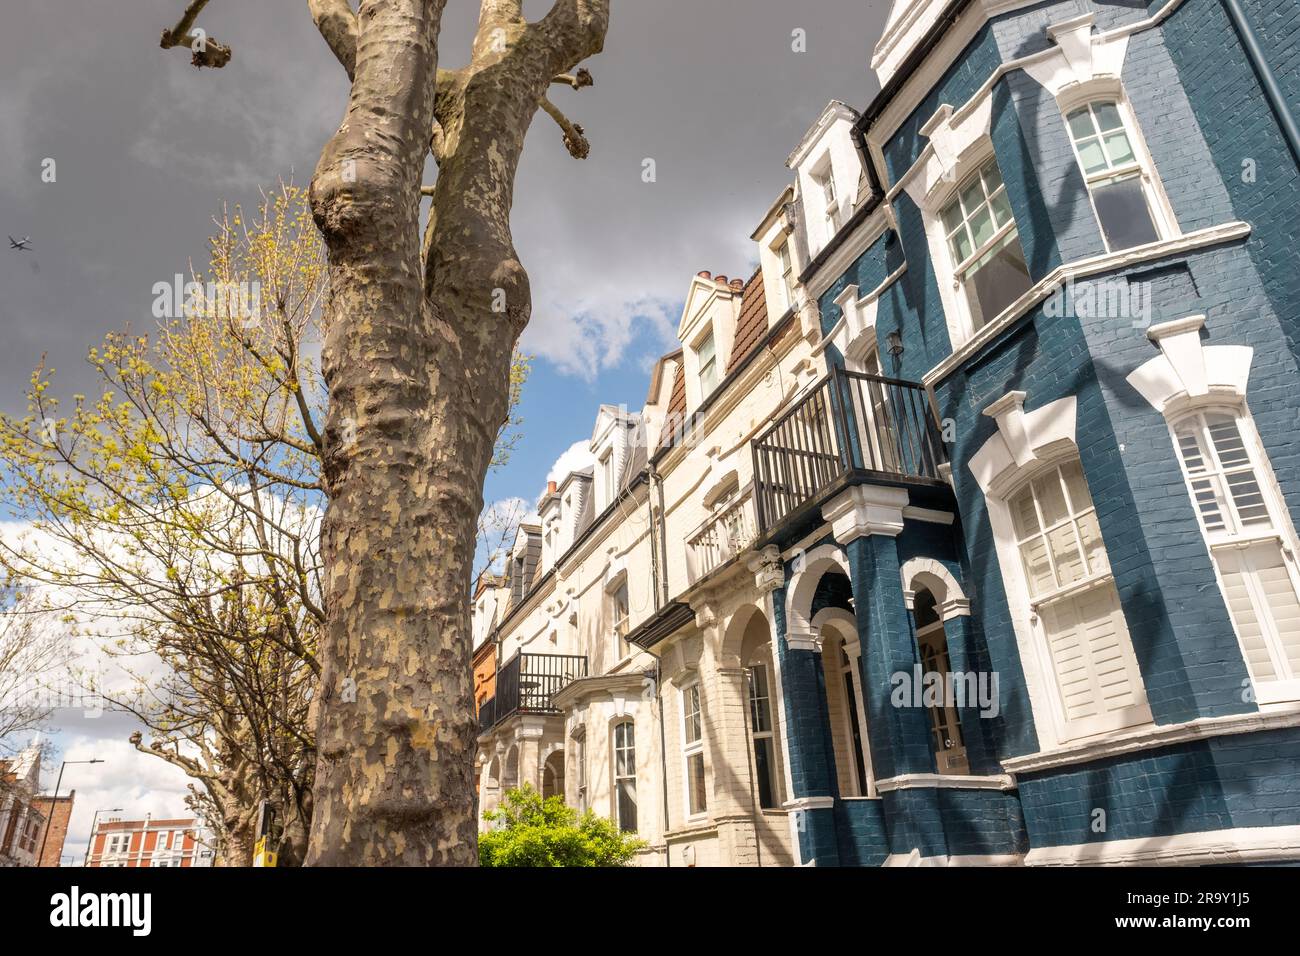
[159, 0, 609, 865]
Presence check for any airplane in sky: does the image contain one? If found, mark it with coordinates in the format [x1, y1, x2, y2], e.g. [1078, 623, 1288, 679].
[8, 235, 32, 250]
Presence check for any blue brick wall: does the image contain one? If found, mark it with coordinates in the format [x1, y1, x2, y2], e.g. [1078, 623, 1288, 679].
[781, 0, 1300, 864]
[1018, 726, 1300, 848]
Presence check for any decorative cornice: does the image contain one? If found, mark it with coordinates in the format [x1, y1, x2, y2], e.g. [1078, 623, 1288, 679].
[874, 773, 1015, 793]
[823, 484, 909, 542]
[1026, 825, 1300, 867]
[785, 629, 824, 653]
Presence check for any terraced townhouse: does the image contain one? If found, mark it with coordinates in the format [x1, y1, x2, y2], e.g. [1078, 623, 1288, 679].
[473, 0, 1300, 866]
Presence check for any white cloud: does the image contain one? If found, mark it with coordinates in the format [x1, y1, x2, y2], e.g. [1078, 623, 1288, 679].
[545, 440, 597, 491]
[43, 721, 196, 866]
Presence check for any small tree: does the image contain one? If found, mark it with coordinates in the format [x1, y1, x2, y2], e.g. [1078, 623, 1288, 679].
[479, 784, 644, 867]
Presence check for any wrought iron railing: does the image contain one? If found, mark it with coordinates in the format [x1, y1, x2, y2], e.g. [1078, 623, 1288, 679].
[477, 651, 588, 733]
[751, 367, 946, 534]
[685, 488, 757, 584]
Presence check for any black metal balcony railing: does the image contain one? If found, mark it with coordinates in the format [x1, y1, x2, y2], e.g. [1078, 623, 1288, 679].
[477, 651, 588, 733]
[752, 367, 947, 534]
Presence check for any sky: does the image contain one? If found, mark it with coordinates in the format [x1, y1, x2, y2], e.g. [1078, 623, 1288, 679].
[0, 0, 892, 861]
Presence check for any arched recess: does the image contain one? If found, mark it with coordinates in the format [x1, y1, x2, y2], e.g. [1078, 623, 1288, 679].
[502, 745, 519, 792]
[898, 556, 971, 619]
[813, 607, 873, 797]
[541, 748, 565, 800]
[785, 543, 852, 642]
[483, 754, 501, 791]
[719, 602, 767, 669]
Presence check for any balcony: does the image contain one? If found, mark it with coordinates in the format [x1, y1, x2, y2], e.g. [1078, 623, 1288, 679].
[751, 367, 948, 537]
[477, 651, 588, 734]
[685, 487, 758, 585]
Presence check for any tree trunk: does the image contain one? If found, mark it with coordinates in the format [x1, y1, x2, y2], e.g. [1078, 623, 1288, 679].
[301, 0, 608, 866]
[305, 0, 483, 866]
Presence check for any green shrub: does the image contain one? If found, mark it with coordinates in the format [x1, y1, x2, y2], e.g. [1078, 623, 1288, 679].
[479, 784, 646, 867]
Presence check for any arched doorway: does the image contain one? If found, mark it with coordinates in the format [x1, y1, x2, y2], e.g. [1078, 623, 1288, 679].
[912, 588, 968, 775]
[815, 607, 870, 797]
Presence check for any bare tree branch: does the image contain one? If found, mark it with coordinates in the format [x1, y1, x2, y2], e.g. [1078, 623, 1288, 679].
[551, 67, 593, 90]
[160, 0, 232, 69]
[307, 0, 358, 80]
[540, 96, 590, 159]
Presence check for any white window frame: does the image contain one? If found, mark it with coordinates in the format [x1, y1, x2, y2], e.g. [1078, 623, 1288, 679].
[938, 155, 1033, 336]
[1001, 455, 1152, 741]
[829, 635, 869, 796]
[694, 327, 718, 396]
[912, 603, 970, 776]
[774, 237, 796, 314]
[1168, 403, 1300, 703]
[607, 574, 630, 663]
[745, 659, 785, 809]
[680, 680, 707, 819]
[1056, 84, 1179, 252]
[611, 719, 637, 833]
[817, 163, 841, 235]
[1060, 96, 1175, 252]
[572, 727, 588, 813]
[599, 447, 615, 506]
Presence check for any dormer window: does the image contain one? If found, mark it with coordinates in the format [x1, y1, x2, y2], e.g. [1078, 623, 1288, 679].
[816, 164, 841, 233]
[600, 448, 615, 504]
[696, 329, 718, 394]
[776, 239, 795, 312]
[940, 157, 1032, 331]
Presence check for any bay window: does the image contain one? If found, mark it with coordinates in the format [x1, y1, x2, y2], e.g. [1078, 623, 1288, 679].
[940, 158, 1032, 331]
[1064, 100, 1161, 251]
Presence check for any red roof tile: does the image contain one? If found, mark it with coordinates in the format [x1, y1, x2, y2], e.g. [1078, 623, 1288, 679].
[726, 269, 769, 374]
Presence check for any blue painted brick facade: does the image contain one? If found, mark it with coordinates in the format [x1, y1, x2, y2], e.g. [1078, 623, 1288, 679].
[781, 0, 1300, 864]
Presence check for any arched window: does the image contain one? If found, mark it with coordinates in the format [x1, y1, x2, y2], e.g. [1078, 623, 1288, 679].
[611, 721, 637, 832]
[1008, 458, 1149, 737]
[911, 589, 969, 775]
[1171, 408, 1300, 700]
[1063, 99, 1160, 251]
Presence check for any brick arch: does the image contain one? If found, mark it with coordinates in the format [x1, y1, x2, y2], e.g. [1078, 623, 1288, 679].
[898, 557, 970, 619]
[719, 602, 768, 669]
[785, 543, 851, 642]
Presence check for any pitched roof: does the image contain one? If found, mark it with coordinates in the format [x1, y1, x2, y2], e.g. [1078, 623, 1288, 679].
[656, 359, 687, 450]
[726, 269, 769, 373]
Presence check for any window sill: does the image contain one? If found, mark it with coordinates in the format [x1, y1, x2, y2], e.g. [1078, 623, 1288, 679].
[1000, 701, 1300, 774]
[924, 221, 1253, 388]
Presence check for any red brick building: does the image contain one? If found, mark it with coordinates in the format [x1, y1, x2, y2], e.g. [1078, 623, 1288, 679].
[34, 791, 75, 867]
[86, 817, 212, 868]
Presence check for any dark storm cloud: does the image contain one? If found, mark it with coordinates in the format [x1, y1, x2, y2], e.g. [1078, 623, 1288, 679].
[0, 0, 888, 395]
